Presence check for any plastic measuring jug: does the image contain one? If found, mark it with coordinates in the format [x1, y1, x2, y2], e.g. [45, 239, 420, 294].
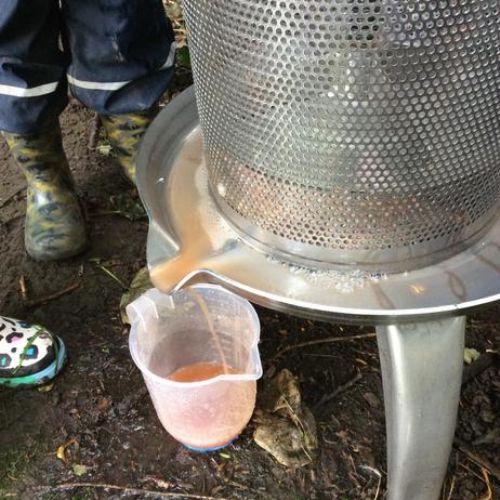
[127, 284, 262, 451]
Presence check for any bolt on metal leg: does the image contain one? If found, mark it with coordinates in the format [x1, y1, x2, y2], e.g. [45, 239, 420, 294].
[376, 316, 465, 500]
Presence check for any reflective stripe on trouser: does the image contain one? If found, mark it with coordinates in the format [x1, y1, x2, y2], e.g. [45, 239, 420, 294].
[0, 0, 175, 134]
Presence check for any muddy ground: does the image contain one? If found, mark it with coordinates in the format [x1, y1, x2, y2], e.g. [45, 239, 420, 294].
[0, 54, 499, 500]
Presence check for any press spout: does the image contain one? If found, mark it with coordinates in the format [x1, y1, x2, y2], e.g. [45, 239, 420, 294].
[149, 253, 212, 295]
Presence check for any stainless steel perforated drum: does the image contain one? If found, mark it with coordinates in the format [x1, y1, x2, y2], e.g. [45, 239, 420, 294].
[182, 0, 500, 271]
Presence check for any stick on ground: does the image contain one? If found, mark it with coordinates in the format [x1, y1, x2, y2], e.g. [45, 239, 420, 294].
[314, 370, 363, 409]
[272, 333, 376, 360]
[32, 483, 227, 500]
[454, 438, 500, 482]
[27, 282, 81, 308]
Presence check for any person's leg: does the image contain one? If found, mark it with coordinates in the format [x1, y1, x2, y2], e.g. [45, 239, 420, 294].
[0, 316, 66, 387]
[0, 0, 87, 261]
[62, 0, 176, 182]
[0, 0, 67, 134]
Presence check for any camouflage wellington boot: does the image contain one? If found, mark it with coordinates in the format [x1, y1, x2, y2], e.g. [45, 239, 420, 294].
[100, 107, 157, 184]
[2, 125, 88, 261]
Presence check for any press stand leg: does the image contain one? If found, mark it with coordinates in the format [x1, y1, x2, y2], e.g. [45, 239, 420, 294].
[376, 317, 465, 500]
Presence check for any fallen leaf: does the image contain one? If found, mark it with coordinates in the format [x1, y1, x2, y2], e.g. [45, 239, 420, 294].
[38, 382, 55, 393]
[219, 452, 231, 459]
[273, 369, 301, 411]
[56, 446, 66, 462]
[109, 193, 146, 221]
[335, 430, 350, 442]
[362, 392, 380, 409]
[177, 45, 191, 68]
[164, 1, 182, 20]
[464, 347, 480, 364]
[119, 267, 153, 324]
[72, 464, 88, 476]
[55, 438, 78, 464]
[96, 397, 112, 412]
[96, 143, 112, 156]
[253, 369, 317, 467]
[145, 477, 174, 489]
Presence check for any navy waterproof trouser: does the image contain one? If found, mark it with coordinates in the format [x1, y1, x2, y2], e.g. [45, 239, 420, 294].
[0, 0, 175, 134]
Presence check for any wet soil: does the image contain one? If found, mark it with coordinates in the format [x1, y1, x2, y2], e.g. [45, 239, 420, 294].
[0, 76, 499, 500]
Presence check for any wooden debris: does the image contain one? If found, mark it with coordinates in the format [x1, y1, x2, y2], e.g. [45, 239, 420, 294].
[454, 438, 500, 481]
[27, 282, 81, 308]
[272, 333, 376, 360]
[19, 275, 28, 300]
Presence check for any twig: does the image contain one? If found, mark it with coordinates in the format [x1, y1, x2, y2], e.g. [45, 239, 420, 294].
[458, 460, 489, 482]
[303, 353, 340, 359]
[94, 263, 128, 290]
[227, 480, 248, 490]
[479, 468, 493, 500]
[460, 461, 495, 500]
[281, 396, 313, 463]
[27, 282, 81, 308]
[343, 451, 362, 489]
[0, 186, 25, 209]
[359, 465, 382, 500]
[272, 333, 376, 360]
[19, 275, 28, 301]
[373, 474, 382, 500]
[31, 483, 226, 499]
[314, 370, 363, 409]
[445, 475, 456, 500]
[454, 438, 500, 481]
[88, 113, 101, 151]
[479, 467, 493, 500]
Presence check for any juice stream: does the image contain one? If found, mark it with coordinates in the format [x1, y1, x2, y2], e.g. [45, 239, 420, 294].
[188, 288, 229, 375]
[149, 250, 230, 376]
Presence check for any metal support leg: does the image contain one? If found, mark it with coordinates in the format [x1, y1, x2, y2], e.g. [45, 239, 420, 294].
[376, 316, 465, 500]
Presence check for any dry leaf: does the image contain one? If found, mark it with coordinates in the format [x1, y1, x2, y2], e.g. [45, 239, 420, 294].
[119, 267, 152, 324]
[72, 464, 88, 476]
[55, 438, 78, 464]
[96, 143, 111, 156]
[464, 347, 480, 364]
[38, 382, 55, 393]
[253, 369, 317, 467]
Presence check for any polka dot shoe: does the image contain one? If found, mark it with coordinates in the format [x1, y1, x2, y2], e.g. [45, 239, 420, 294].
[0, 316, 66, 387]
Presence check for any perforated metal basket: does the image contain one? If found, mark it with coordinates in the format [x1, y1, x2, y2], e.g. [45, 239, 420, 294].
[182, 0, 500, 271]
